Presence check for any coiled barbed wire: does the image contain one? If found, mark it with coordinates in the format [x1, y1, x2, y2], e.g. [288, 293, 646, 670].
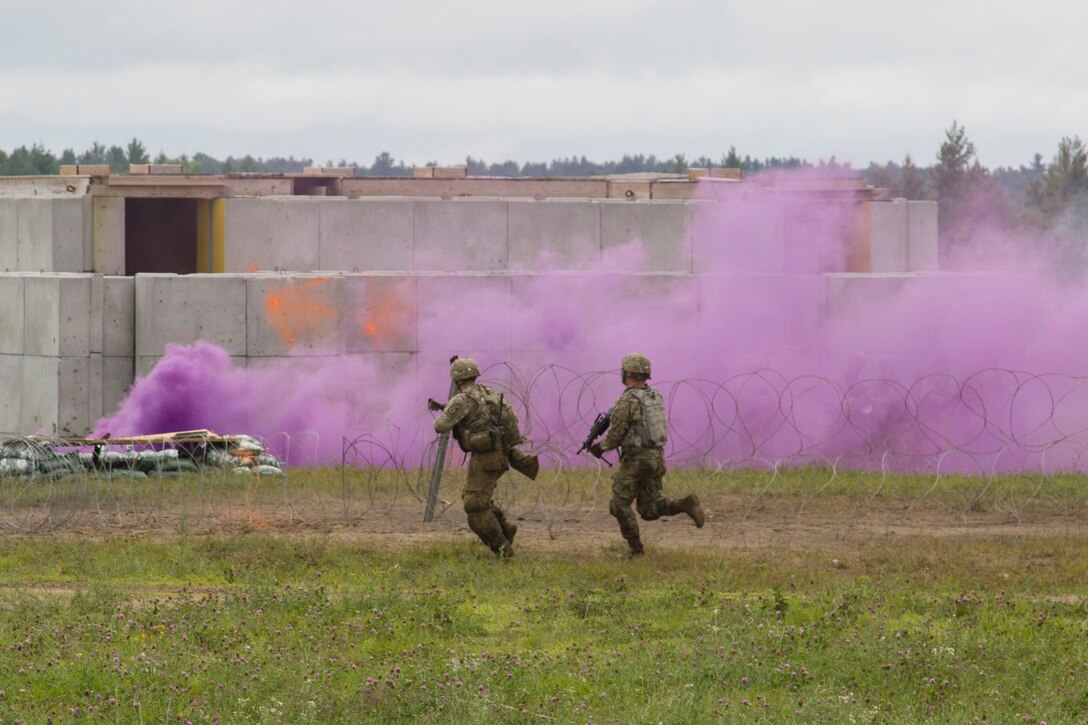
[3, 366, 1088, 532]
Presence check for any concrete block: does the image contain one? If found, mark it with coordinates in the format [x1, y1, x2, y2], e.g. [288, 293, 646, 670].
[89, 353, 103, 424]
[102, 356, 134, 418]
[600, 201, 692, 273]
[698, 274, 823, 357]
[413, 199, 508, 272]
[691, 201, 785, 274]
[78, 164, 110, 176]
[92, 197, 125, 275]
[869, 200, 909, 273]
[135, 354, 247, 380]
[607, 180, 651, 200]
[507, 200, 601, 271]
[416, 275, 512, 355]
[23, 273, 94, 356]
[0, 354, 22, 433]
[414, 167, 435, 179]
[129, 164, 151, 175]
[782, 201, 860, 274]
[318, 198, 414, 272]
[908, 201, 939, 271]
[149, 164, 183, 175]
[90, 274, 103, 354]
[342, 275, 418, 353]
[135, 274, 247, 356]
[0, 198, 16, 270]
[59, 164, 79, 176]
[246, 274, 345, 356]
[15, 198, 87, 272]
[433, 166, 467, 180]
[223, 198, 320, 273]
[103, 276, 135, 356]
[509, 274, 699, 356]
[16, 198, 51, 272]
[57, 354, 93, 435]
[824, 273, 925, 355]
[0, 274, 24, 354]
[20, 355, 58, 435]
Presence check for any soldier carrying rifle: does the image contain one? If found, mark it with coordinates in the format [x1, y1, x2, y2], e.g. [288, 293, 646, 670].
[586, 353, 705, 557]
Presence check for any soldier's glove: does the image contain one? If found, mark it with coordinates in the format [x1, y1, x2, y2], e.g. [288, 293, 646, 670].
[588, 442, 604, 459]
[427, 398, 446, 412]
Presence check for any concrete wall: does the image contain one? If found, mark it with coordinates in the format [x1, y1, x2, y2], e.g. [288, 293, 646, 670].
[0, 197, 91, 273]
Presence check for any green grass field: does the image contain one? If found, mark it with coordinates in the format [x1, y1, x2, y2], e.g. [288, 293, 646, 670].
[0, 468, 1085, 722]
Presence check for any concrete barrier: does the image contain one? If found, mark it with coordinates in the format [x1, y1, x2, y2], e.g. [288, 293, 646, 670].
[908, 201, 939, 271]
[507, 200, 601, 271]
[600, 201, 692, 273]
[102, 355, 133, 419]
[869, 199, 909, 272]
[413, 199, 508, 272]
[93, 197, 125, 275]
[417, 274, 512, 355]
[246, 274, 345, 356]
[103, 276, 135, 357]
[341, 275, 418, 353]
[223, 198, 320, 272]
[16, 198, 88, 273]
[0, 274, 23, 354]
[0, 199, 16, 271]
[23, 273, 95, 357]
[691, 201, 785, 274]
[135, 274, 247, 356]
[0, 354, 21, 432]
[21, 355, 60, 434]
[318, 198, 414, 272]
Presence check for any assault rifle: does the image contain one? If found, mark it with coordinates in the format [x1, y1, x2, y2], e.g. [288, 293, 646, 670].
[577, 409, 613, 466]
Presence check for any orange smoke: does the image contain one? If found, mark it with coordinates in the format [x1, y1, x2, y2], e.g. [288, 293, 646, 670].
[265, 277, 340, 347]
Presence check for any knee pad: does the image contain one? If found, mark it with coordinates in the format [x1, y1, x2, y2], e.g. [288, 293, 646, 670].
[609, 498, 633, 519]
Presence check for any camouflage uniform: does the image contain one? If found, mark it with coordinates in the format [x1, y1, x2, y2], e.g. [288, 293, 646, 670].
[434, 360, 520, 557]
[594, 353, 704, 556]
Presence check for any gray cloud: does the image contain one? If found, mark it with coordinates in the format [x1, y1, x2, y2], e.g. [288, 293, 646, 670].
[1, 1, 1086, 167]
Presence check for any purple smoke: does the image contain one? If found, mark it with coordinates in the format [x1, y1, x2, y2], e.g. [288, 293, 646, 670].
[94, 171, 1088, 472]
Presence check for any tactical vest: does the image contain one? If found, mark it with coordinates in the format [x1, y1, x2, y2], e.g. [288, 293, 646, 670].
[621, 387, 668, 450]
[455, 384, 522, 454]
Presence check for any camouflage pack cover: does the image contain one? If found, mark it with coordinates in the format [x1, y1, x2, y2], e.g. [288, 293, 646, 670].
[621, 387, 669, 449]
[622, 352, 652, 378]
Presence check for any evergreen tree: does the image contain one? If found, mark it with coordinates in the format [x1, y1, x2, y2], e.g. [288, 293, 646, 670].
[126, 137, 149, 165]
[895, 154, 925, 200]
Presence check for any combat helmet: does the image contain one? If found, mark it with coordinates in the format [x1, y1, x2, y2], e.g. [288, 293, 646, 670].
[621, 353, 652, 379]
[450, 357, 481, 383]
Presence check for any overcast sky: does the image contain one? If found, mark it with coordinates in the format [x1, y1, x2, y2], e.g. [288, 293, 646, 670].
[2, 1, 1085, 169]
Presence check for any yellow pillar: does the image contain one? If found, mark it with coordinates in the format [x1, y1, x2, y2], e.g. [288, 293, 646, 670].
[211, 198, 226, 273]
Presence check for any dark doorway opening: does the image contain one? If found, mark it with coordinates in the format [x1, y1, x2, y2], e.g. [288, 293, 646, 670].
[125, 198, 199, 275]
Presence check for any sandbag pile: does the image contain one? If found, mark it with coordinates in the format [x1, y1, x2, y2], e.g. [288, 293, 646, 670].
[0, 432, 286, 479]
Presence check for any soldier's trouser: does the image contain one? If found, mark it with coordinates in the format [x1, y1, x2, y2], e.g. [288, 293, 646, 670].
[609, 448, 686, 547]
[462, 451, 510, 551]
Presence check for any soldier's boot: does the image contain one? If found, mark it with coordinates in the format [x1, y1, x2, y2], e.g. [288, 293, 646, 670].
[625, 535, 645, 558]
[668, 494, 705, 528]
[467, 508, 510, 556]
[492, 506, 517, 546]
[610, 498, 643, 557]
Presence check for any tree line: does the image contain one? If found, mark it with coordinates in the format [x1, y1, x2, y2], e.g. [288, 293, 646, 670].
[2, 124, 1087, 251]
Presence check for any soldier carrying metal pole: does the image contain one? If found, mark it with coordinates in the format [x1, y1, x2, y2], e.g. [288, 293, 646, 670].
[423, 356, 460, 523]
[428, 357, 538, 557]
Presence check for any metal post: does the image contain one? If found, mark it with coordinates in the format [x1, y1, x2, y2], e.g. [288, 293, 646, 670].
[424, 356, 459, 522]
